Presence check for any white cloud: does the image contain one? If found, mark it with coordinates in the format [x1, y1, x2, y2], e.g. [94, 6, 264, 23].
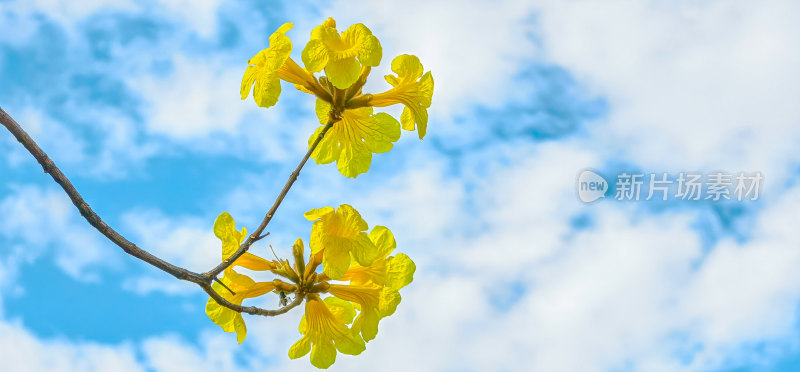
[149, 0, 223, 38]
[0, 320, 144, 372]
[0, 320, 268, 372]
[118, 209, 220, 295]
[254, 143, 800, 372]
[123, 52, 317, 163]
[141, 333, 266, 372]
[0, 185, 119, 281]
[314, 0, 538, 119]
[534, 0, 800, 188]
[1, 0, 222, 39]
[127, 55, 254, 139]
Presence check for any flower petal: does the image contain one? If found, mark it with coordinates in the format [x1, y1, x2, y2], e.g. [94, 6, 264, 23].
[385, 253, 416, 290]
[363, 113, 400, 154]
[213, 212, 245, 259]
[337, 141, 372, 178]
[304, 206, 335, 221]
[338, 204, 368, 234]
[350, 232, 378, 267]
[310, 340, 337, 369]
[288, 336, 312, 359]
[233, 252, 274, 271]
[240, 65, 258, 99]
[325, 56, 361, 89]
[205, 286, 237, 331]
[342, 23, 382, 67]
[334, 331, 366, 355]
[309, 126, 340, 165]
[264, 25, 293, 71]
[253, 74, 282, 108]
[324, 297, 357, 325]
[369, 225, 396, 258]
[234, 314, 247, 344]
[391, 54, 424, 81]
[378, 287, 402, 317]
[322, 237, 351, 279]
[301, 38, 329, 73]
[315, 98, 331, 124]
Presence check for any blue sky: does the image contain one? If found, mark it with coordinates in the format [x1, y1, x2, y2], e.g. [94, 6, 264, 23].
[2, 0, 800, 371]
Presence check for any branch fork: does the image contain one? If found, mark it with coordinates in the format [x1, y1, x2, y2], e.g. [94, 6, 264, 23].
[0, 106, 336, 317]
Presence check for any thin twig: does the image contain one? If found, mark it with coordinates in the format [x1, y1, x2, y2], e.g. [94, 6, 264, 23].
[205, 122, 334, 278]
[213, 277, 237, 296]
[252, 231, 270, 243]
[0, 106, 329, 317]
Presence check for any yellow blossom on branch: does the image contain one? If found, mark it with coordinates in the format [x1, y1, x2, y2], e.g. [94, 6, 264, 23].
[240, 17, 433, 178]
[369, 54, 434, 139]
[288, 294, 366, 369]
[304, 204, 377, 279]
[302, 17, 383, 89]
[240, 23, 294, 108]
[205, 269, 276, 343]
[213, 212, 274, 272]
[241, 23, 331, 108]
[341, 225, 416, 290]
[328, 283, 400, 342]
[309, 99, 400, 178]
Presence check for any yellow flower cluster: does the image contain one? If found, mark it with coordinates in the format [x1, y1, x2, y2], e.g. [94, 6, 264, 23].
[205, 206, 415, 369]
[240, 17, 434, 178]
[211, 17, 427, 369]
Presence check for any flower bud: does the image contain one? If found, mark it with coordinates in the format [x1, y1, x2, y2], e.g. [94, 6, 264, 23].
[293, 238, 306, 278]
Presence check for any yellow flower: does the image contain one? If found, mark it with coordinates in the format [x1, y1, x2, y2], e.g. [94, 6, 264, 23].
[302, 17, 383, 89]
[310, 99, 400, 178]
[304, 204, 378, 279]
[205, 269, 276, 343]
[207, 212, 279, 343]
[241, 23, 294, 108]
[328, 284, 400, 342]
[288, 294, 366, 369]
[213, 212, 273, 271]
[369, 54, 434, 139]
[340, 226, 416, 290]
[298, 297, 357, 335]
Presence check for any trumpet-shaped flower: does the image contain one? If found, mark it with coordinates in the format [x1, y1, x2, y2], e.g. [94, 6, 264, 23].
[298, 297, 357, 334]
[328, 284, 401, 342]
[369, 54, 434, 139]
[241, 23, 294, 108]
[205, 269, 276, 343]
[214, 212, 273, 271]
[340, 226, 416, 290]
[304, 204, 378, 279]
[302, 17, 383, 89]
[310, 99, 400, 178]
[288, 294, 366, 369]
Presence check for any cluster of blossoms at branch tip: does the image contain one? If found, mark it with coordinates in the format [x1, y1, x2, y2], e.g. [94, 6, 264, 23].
[205, 17, 427, 369]
[206, 206, 416, 368]
[241, 17, 434, 178]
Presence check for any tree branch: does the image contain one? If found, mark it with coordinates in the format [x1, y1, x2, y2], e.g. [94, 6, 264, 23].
[204, 122, 334, 278]
[0, 106, 329, 317]
[202, 283, 305, 316]
[0, 107, 208, 285]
